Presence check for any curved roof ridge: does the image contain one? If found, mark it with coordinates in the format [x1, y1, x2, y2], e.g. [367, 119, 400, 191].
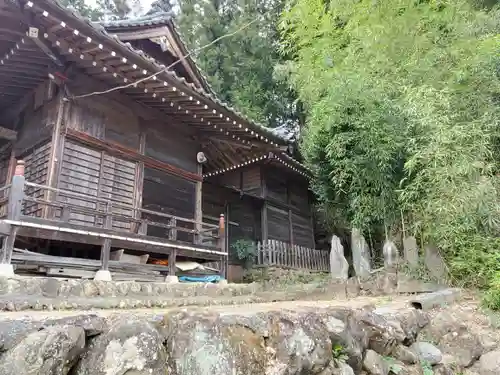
[97, 11, 173, 28]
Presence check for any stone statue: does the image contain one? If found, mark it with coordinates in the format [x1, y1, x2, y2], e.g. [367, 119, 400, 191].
[351, 228, 371, 279]
[403, 236, 419, 269]
[383, 240, 400, 271]
[329, 235, 349, 281]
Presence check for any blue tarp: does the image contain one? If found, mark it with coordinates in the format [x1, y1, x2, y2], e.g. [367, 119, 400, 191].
[178, 275, 222, 283]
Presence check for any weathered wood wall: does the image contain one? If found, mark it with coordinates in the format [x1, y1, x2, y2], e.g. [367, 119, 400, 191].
[2, 80, 58, 218]
[145, 125, 197, 173]
[0, 152, 9, 187]
[58, 139, 137, 229]
[66, 96, 140, 150]
[211, 165, 262, 196]
[242, 166, 261, 196]
[266, 204, 289, 243]
[204, 163, 315, 249]
[52, 77, 200, 234]
[262, 165, 314, 249]
[291, 211, 314, 248]
[23, 141, 51, 218]
[13, 81, 57, 156]
[202, 183, 226, 220]
[266, 171, 288, 204]
[228, 197, 260, 244]
[142, 167, 195, 242]
[212, 170, 240, 191]
[203, 182, 261, 263]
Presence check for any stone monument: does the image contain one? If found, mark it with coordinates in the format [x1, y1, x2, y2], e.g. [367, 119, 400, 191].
[351, 228, 371, 279]
[329, 235, 349, 281]
[424, 244, 447, 281]
[382, 240, 400, 271]
[403, 236, 419, 269]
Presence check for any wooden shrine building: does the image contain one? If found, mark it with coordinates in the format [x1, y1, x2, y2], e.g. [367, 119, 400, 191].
[0, 0, 315, 281]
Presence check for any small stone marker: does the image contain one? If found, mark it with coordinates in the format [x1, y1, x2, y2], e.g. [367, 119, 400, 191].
[351, 228, 371, 279]
[424, 244, 447, 281]
[329, 235, 349, 281]
[383, 240, 400, 271]
[403, 236, 419, 269]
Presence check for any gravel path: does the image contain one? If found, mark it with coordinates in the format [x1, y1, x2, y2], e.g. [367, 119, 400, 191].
[0, 295, 412, 321]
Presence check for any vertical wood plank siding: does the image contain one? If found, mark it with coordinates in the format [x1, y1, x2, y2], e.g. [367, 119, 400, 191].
[67, 99, 140, 150]
[265, 172, 288, 204]
[58, 141, 99, 225]
[23, 142, 51, 217]
[291, 211, 314, 248]
[0, 155, 10, 187]
[228, 199, 258, 243]
[142, 167, 195, 242]
[289, 182, 310, 212]
[101, 154, 136, 229]
[202, 184, 226, 219]
[267, 204, 289, 243]
[14, 93, 57, 155]
[58, 140, 137, 229]
[241, 166, 261, 195]
[145, 129, 196, 173]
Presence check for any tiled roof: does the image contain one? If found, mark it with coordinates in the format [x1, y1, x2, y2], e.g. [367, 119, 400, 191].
[98, 10, 299, 146]
[30, 0, 311, 176]
[98, 11, 174, 29]
[98, 11, 214, 95]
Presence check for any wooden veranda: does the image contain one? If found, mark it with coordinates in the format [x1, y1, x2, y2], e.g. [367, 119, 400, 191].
[0, 160, 227, 280]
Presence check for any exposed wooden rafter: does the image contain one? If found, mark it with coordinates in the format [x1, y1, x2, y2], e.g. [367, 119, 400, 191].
[0, 125, 17, 140]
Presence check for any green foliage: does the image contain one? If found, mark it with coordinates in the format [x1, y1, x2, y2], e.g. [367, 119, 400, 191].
[57, 0, 143, 20]
[231, 239, 257, 268]
[58, 0, 103, 20]
[280, 0, 500, 300]
[383, 356, 402, 374]
[175, 0, 303, 128]
[331, 344, 348, 365]
[483, 271, 500, 310]
[420, 360, 434, 375]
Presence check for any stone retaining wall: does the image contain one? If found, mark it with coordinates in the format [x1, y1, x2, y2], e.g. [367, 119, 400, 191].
[5, 294, 496, 375]
[243, 266, 330, 284]
[0, 272, 444, 311]
[0, 302, 434, 374]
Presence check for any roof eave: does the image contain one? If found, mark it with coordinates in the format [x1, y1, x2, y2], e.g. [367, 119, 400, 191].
[31, 0, 287, 147]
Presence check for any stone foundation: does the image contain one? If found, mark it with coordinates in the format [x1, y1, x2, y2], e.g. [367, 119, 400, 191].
[243, 266, 330, 285]
[0, 302, 433, 374]
[0, 289, 491, 375]
[0, 271, 445, 311]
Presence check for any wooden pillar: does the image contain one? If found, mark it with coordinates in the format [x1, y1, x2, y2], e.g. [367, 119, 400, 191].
[168, 249, 177, 277]
[218, 213, 227, 279]
[261, 202, 268, 243]
[133, 131, 146, 234]
[0, 160, 25, 267]
[309, 193, 316, 249]
[1, 149, 16, 218]
[45, 93, 66, 218]
[260, 165, 268, 243]
[287, 184, 294, 247]
[101, 204, 112, 270]
[194, 163, 203, 244]
[6, 149, 16, 184]
[95, 201, 112, 281]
